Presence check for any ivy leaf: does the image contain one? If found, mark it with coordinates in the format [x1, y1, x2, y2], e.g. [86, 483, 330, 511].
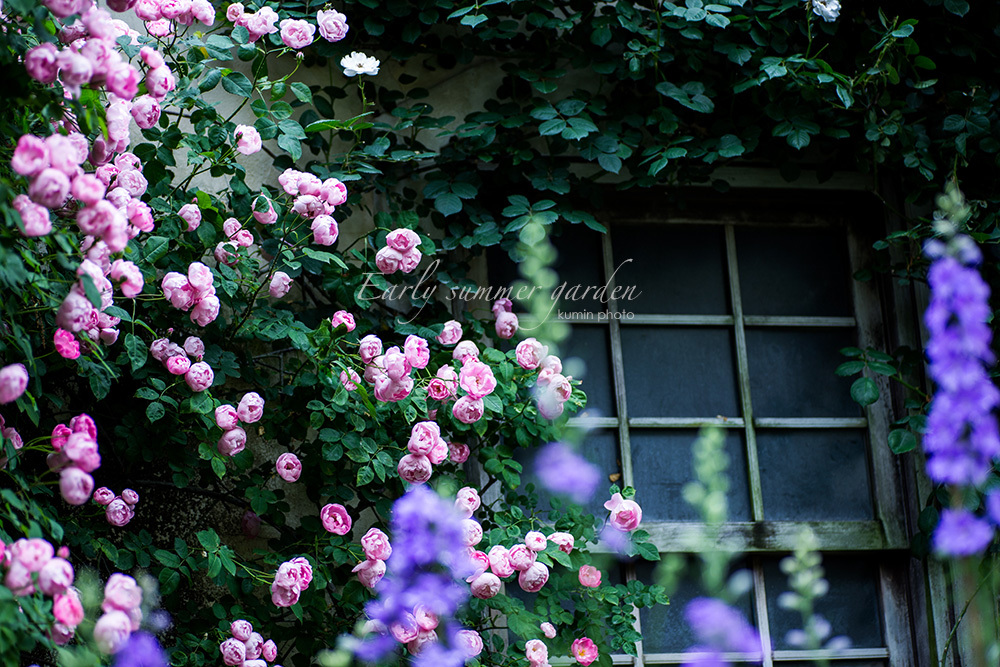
[888, 429, 917, 454]
[850, 377, 879, 406]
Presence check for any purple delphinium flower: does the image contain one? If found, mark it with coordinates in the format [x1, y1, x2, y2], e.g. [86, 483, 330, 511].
[534, 441, 600, 503]
[922, 249, 1000, 486]
[933, 508, 994, 557]
[112, 632, 168, 667]
[683, 597, 762, 664]
[357, 486, 472, 662]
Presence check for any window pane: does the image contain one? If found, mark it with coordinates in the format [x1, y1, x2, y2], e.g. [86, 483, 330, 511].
[736, 227, 852, 317]
[622, 327, 741, 418]
[757, 430, 873, 521]
[551, 226, 606, 313]
[764, 556, 884, 650]
[745, 328, 860, 418]
[637, 560, 756, 654]
[611, 224, 730, 315]
[630, 429, 751, 522]
[562, 325, 615, 418]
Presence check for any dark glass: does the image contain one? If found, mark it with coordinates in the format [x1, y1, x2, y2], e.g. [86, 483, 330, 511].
[630, 429, 752, 521]
[561, 325, 615, 418]
[745, 328, 860, 418]
[611, 224, 730, 315]
[764, 555, 884, 649]
[622, 327, 741, 418]
[551, 226, 607, 313]
[757, 430, 873, 521]
[636, 560, 756, 654]
[736, 227, 852, 317]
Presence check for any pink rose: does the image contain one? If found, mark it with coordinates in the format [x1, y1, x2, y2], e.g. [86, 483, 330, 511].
[339, 369, 361, 391]
[253, 196, 278, 224]
[455, 487, 481, 518]
[351, 558, 386, 588]
[526, 639, 548, 666]
[215, 404, 239, 430]
[487, 545, 514, 578]
[244, 632, 264, 659]
[548, 532, 575, 554]
[495, 311, 519, 339]
[383, 346, 411, 381]
[54, 589, 85, 626]
[310, 215, 339, 245]
[262, 639, 277, 662]
[270, 581, 299, 608]
[110, 260, 144, 298]
[508, 544, 536, 572]
[541, 622, 557, 639]
[452, 340, 479, 364]
[121, 489, 139, 505]
[578, 565, 601, 588]
[13, 194, 52, 237]
[452, 395, 484, 424]
[456, 629, 483, 658]
[461, 519, 483, 547]
[103, 573, 142, 611]
[106, 61, 140, 100]
[29, 168, 70, 209]
[436, 320, 462, 346]
[279, 18, 315, 49]
[25, 43, 60, 84]
[515, 338, 547, 370]
[359, 335, 383, 363]
[385, 228, 420, 253]
[226, 2, 244, 22]
[572, 637, 599, 666]
[397, 453, 432, 484]
[428, 438, 448, 465]
[12, 538, 54, 572]
[329, 310, 355, 331]
[399, 248, 422, 273]
[316, 9, 348, 41]
[230, 619, 253, 641]
[320, 503, 352, 535]
[105, 498, 134, 527]
[470, 572, 501, 599]
[375, 246, 403, 274]
[146, 64, 176, 98]
[53, 329, 80, 360]
[320, 177, 348, 206]
[525, 531, 547, 552]
[60, 467, 94, 505]
[5, 560, 34, 595]
[177, 203, 201, 232]
[427, 378, 452, 401]
[540, 355, 562, 374]
[220, 637, 246, 666]
[127, 199, 155, 233]
[238, 392, 264, 423]
[292, 194, 324, 219]
[116, 170, 148, 198]
[518, 562, 550, 593]
[459, 360, 497, 399]
[407, 421, 441, 456]
[12, 135, 50, 176]
[276, 452, 301, 482]
[361, 527, 392, 561]
[94, 611, 132, 654]
[0, 363, 27, 405]
[185, 362, 214, 392]
[374, 375, 413, 402]
[217, 428, 247, 457]
[269, 271, 292, 298]
[609, 498, 642, 532]
[215, 242, 239, 266]
[184, 336, 204, 359]
[403, 335, 430, 369]
[190, 295, 221, 326]
[166, 356, 190, 375]
[191, 0, 215, 24]
[94, 487, 115, 505]
[449, 441, 470, 463]
[235, 125, 262, 155]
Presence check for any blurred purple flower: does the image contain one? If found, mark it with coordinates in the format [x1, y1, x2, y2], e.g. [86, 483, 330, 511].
[933, 508, 993, 557]
[684, 597, 761, 663]
[112, 632, 168, 667]
[534, 441, 600, 503]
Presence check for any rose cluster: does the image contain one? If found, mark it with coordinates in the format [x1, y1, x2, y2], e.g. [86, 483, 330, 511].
[516, 338, 573, 419]
[371, 604, 482, 660]
[160, 261, 221, 327]
[0, 413, 24, 469]
[396, 420, 450, 485]
[93, 486, 140, 527]
[128, 0, 216, 37]
[270, 556, 313, 608]
[352, 527, 391, 589]
[2, 539, 81, 645]
[219, 618, 281, 667]
[93, 573, 144, 654]
[358, 334, 429, 404]
[467, 527, 562, 598]
[48, 413, 101, 506]
[227, 3, 349, 48]
[278, 168, 349, 224]
[214, 392, 265, 457]
[150, 334, 215, 392]
[56, 257, 131, 351]
[492, 297, 519, 340]
[375, 228, 422, 275]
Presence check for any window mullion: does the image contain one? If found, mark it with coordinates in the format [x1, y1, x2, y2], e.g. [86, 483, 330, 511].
[603, 231, 634, 489]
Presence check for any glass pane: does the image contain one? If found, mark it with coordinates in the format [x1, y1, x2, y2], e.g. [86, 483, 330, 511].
[611, 224, 730, 315]
[562, 325, 614, 418]
[765, 556, 884, 650]
[757, 430, 873, 521]
[637, 560, 756, 654]
[630, 429, 751, 521]
[745, 328, 860, 418]
[621, 327, 741, 418]
[551, 226, 607, 314]
[736, 227, 852, 317]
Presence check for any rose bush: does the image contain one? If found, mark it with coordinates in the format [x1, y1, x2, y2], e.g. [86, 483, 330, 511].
[0, 1, 666, 665]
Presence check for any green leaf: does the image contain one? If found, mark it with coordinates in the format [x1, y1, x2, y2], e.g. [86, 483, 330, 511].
[460, 13, 487, 27]
[80, 274, 102, 308]
[357, 465, 375, 486]
[146, 402, 165, 422]
[943, 0, 969, 16]
[850, 377, 879, 406]
[190, 391, 214, 414]
[221, 71, 253, 98]
[196, 529, 220, 551]
[888, 429, 917, 454]
[290, 81, 313, 103]
[834, 360, 865, 376]
[636, 541, 660, 561]
[435, 193, 463, 216]
[124, 333, 147, 372]
[717, 134, 744, 157]
[199, 69, 222, 93]
[140, 236, 170, 264]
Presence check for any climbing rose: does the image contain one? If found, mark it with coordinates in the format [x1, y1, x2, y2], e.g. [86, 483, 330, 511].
[276, 452, 301, 482]
[320, 503, 352, 535]
[316, 8, 348, 41]
[571, 637, 599, 666]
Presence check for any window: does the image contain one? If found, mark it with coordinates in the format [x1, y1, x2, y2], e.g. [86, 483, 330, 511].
[489, 191, 917, 666]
